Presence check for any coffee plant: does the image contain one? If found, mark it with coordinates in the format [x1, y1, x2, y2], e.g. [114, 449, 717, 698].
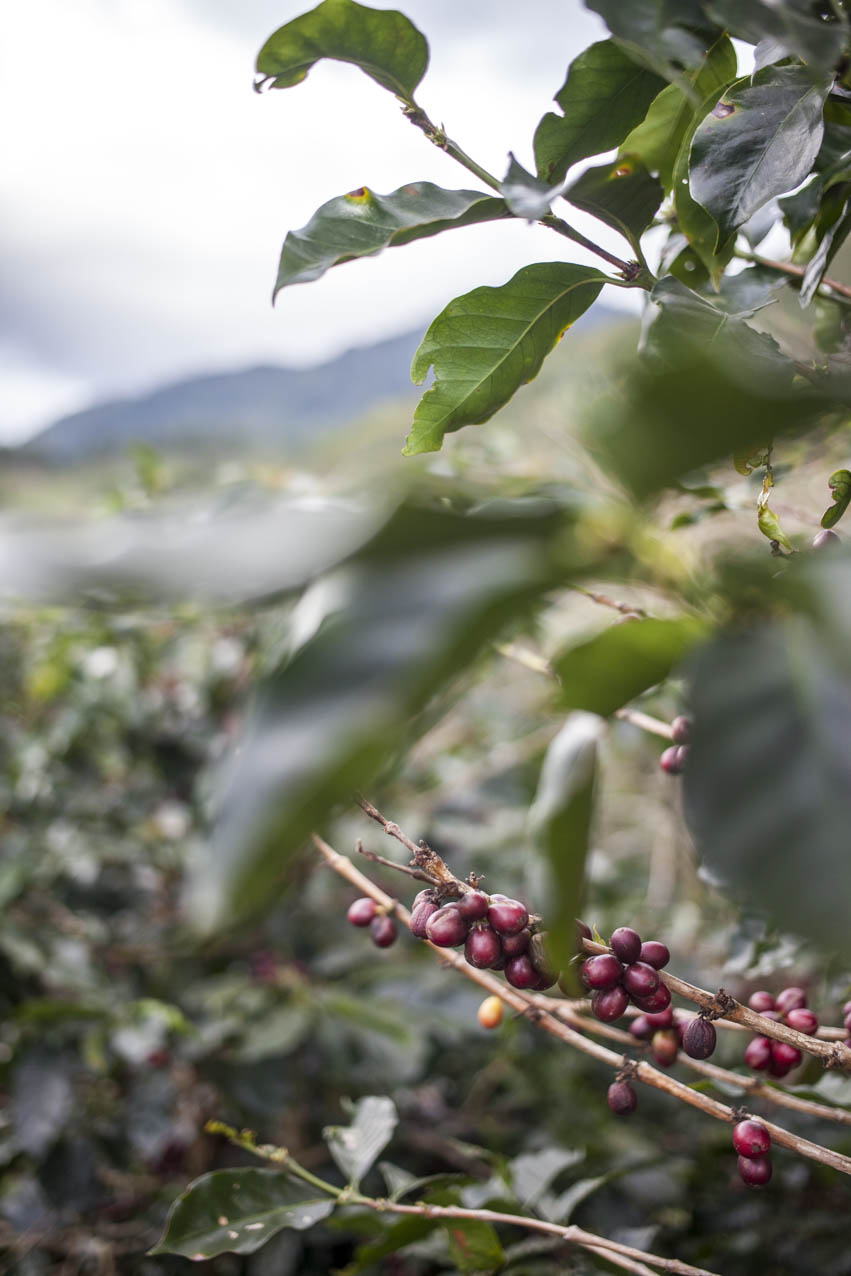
[8, 0, 851, 1272]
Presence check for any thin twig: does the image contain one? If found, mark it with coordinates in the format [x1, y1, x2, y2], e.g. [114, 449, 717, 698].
[575, 586, 648, 617]
[355, 839, 440, 885]
[614, 708, 675, 740]
[740, 251, 851, 303]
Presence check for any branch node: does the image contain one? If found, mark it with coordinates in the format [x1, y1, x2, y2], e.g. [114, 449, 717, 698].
[709, 989, 737, 1020]
[615, 1057, 639, 1084]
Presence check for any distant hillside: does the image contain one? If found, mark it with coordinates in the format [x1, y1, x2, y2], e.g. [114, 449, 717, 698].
[21, 305, 619, 464]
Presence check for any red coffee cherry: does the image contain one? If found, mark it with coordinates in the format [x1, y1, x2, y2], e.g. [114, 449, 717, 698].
[785, 1007, 819, 1036]
[623, 962, 661, 999]
[645, 1006, 674, 1029]
[370, 915, 397, 948]
[501, 928, 531, 957]
[733, 1120, 771, 1156]
[410, 899, 439, 939]
[630, 1015, 653, 1041]
[682, 1017, 717, 1060]
[411, 889, 435, 910]
[747, 990, 775, 1013]
[738, 1154, 772, 1187]
[607, 1081, 637, 1115]
[631, 982, 672, 1014]
[487, 897, 529, 936]
[581, 954, 624, 990]
[425, 905, 468, 948]
[775, 986, 807, 1015]
[639, 941, 670, 970]
[591, 985, 629, 1022]
[770, 1040, 803, 1072]
[457, 890, 490, 921]
[347, 897, 377, 927]
[659, 745, 683, 775]
[610, 927, 642, 965]
[744, 1035, 772, 1071]
[652, 1029, 679, 1068]
[465, 924, 501, 969]
[671, 715, 691, 744]
[505, 954, 539, 989]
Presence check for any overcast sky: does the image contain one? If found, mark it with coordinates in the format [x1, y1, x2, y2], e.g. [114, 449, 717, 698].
[0, 0, 645, 443]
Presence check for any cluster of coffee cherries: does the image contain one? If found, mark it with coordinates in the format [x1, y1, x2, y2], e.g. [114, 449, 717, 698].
[659, 715, 691, 776]
[581, 926, 672, 1023]
[346, 897, 397, 948]
[411, 888, 558, 990]
[629, 1006, 717, 1066]
[733, 1118, 773, 1187]
[743, 986, 816, 1077]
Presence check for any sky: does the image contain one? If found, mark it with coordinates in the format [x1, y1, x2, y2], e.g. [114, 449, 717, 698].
[0, 0, 641, 444]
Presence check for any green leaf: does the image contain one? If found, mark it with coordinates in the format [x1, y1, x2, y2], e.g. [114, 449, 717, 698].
[821, 468, 851, 529]
[274, 183, 507, 296]
[150, 1169, 334, 1258]
[585, 0, 721, 83]
[527, 712, 605, 976]
[349, 1214, 440, 1270]
[619, 36, 737, 192]
[689, 66, 832, 247]
[671, 81, 738, 282]
[444, 1218, 505, 1273]
[683, 618, 851, 956]
[643, 277, 793, 377]
[255, 0, 428, 103]
[509, 1147, 584, 1209]
[801, 198, 851, 307]
[324, 1095, 398, 1188]
[404, 263, 607, 456]
[189, 496, 569, 930]
[564, 157, 663, 251]
[500, 154, 562, 221]
[553, 618, 707, 717]
[706, 0, 849, 73]
[533, 39, 666, 184]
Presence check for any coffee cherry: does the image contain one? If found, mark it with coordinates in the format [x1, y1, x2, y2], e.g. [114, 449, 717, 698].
[488, 897, 529, 936]
[645, 1006, 674, 1029]
[477, 995, 504, 1029]
[738, 1154, 772, 1187]
[607, 1080, 637, 1115]
[410, 899, 439, 939]
[501, 928, 531, 957]
[581, 953, 624, 990]
[813, 528, 840, 550]
[347, 897, 377, 927]
[652, 1029, 679, 1067]
[748, 990, 776, 1013]
[639, 941, 670, 970]
[843, 999, 851, 1019]
[770, 1040, 803, 1072]
[760, 1010, 781, 1022]
[591, 985, 629, 1022]
[785, 1007, 819, 1035]
[425, 905, 468, 948]
[659, 745, 683, 775]
[610, 927, 642, 964]
[465, 924, 502, 969]
[623, 962, 660, 999]
[775, 986, 807, 1015]
[744, 1035, 772, 1071]
[674, 745, 689, 769]
[533, 970, 558, 991]
[630, 1015, 653, 1041]
[631, 982, 672, 1014]
[671, 715, 691, 744]
[505, 954, 539, 989]
[682, 1017, 717, 1060]
[733, 1120, 771, 1156]
[412, 889, 435, 910]
[458, 890, 490, 921]
[490, 951, 507, 971]
[370, 915, 397, 948]
[576, 919, 593, 946]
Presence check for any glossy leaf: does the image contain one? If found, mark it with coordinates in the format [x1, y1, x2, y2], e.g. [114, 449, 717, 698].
[255, 0, 427, 102]
[618, 36, 737, 191]
[689, 66, 832, 246]
[553, 618, 707, 718]
[274, 183, 506, 296]
[671, 82, 738, 281]
[683, 618, 851, 955]
[189, 497, 568, 930]
[564, 157, 663, 251]
[706, 0, 849, 72]
[445, 1219, 505, 1273]
[404, 263, 606, 456]
[151, 1169, 334, 1258]
[533, 39, 665, 184]
[584, 0, 720, 83]
[527, 713, 605, 976]
[801, 199, 851, 307]
[324, 1096, 397, 1188]
[500, 154, 562, 221]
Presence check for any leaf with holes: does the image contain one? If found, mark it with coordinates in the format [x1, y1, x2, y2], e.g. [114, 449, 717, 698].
[533, 39, 665, 184]
[689, 66, 832, 246]
[324, 1096, 398, 1188]
[403, 262, 606, 455]
[274, 183, 506, 296]
[255, 0, 427, 101]
[564, 157, 663, 251]
[150, 1170, 334, 1258]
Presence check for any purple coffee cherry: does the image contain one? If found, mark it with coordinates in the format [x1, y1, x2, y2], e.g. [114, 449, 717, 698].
[533, 970, 558, 991]
[733, 1120, 771, 1157]
[738, 1154, 772, 1187]
[591, 985, 629, 1022]
[682, 1017, 717, 1060]
[770, 1040, 803, 1071]
[505, 954, 539, 989]
[775, 986, 807, 1015]
[501, 928, 531, 957]
[631, 982, 672, 1014]
[785, 1007, 819, 1036]
[671, 715, 691, 744]
[659, 745, 683, 775]
[488, 896, 529, 936]
[457, 890, 490, 921]
[760, 1010, 781, 1022]
[370, 915, 397, 948]
[581, 953, 624, 990]
[813, 528, 840, 550]
[465, 924, 502, 969]
[748, 990, 775, 1013]
[347, 897, 377, 927]
[744, 1035, 772, 1071]
[630, 1015, 653, 1041]
[610, 927, 642, 965]
[623, 962, 661, 999]
[645, 1006, 674, 1029]
[639, 941, 670, 970]
[410, 899, 439, 939]
[411, 889, 436, 910]
[652, 1029, 679, 1068]
[607, 1081, 637, 1115]
[425, 905, 468, 948]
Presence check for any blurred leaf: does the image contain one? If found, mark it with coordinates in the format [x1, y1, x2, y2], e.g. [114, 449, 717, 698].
[689, 66, 831, 246]
[500, 154, 563, 220]
[11, 1048, 74, 1159]
[444, 1218, 504, 1273]
[348, 1214, 440, 1270]
[509, 1147, 584, 1208]
[255, 0, 427, 102]
[584, 0, 720, 83]
[234, 1005, 314, 1062]
[553, 618, 707, 717]
[564, 157, 663, 251]
[821, 469, 851, 529]
[757, 505, 793, 552]
[527, 713, 606, 976]
[533, 39, 665, 183]
[151, 1169, 334, 1258]
[547, 1173, 609, 1223]
[801, 200, 851, 307]
[683, 619, 851, 955]
[404, 263, 606, 455]
[324, 1096, 397, 1188]
[706, 0, 849, 72]
[274, 183, 506, 296]
[619, 35, 736, 192]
